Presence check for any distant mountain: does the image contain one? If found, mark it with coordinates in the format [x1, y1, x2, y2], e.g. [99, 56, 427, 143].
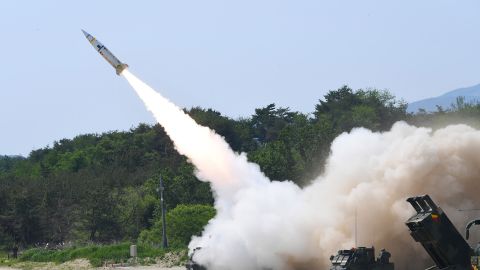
[407, 84, 480, 113]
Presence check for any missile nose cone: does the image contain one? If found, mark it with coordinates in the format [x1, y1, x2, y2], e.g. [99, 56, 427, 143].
[81, 29, 89, 38]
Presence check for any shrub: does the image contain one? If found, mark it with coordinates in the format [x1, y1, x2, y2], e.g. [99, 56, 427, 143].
[139, 204, 215, 247]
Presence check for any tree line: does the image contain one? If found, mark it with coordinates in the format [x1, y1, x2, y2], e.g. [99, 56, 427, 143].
[1, 86, 479, 250]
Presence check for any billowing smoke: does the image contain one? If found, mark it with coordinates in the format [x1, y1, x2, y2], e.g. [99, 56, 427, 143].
[123, 70, 480, 269]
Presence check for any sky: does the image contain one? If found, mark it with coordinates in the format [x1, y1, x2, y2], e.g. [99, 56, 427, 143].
[1, 0, 480, 156]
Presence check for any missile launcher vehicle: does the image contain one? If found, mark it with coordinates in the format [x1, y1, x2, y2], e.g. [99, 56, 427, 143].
[188, 194, 480, 270]
[405, 195, 480, 270]
[329, 246, 394, 270]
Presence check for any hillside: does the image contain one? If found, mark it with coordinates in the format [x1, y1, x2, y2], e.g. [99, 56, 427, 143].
[4, 84, 480, 268]
[0, 86, 407, 249]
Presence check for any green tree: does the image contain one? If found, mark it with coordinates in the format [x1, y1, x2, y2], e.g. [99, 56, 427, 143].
[249, 141, 291, 181]
[139, 204, 216, 248]
[314, 86, 407, 132]
[116, 187, 157, 240]
[251, 103, 295, 143]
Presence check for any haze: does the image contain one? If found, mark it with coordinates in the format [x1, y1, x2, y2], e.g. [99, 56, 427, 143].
[1, 0, 480, 155]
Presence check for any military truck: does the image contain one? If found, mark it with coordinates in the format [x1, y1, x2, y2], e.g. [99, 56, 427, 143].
[329, 246, 394, 270]
[405, 195, 480, 270]
[328, 195, 480, 270]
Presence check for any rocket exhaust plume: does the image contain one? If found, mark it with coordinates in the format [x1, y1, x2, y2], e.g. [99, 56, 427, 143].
[122, 70, 480, 269]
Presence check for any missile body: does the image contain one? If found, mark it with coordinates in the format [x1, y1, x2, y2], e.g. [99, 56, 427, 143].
[82, 30, 128, 75]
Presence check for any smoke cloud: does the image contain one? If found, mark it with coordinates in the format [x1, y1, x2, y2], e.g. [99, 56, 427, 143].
[123, 70, 480, 269]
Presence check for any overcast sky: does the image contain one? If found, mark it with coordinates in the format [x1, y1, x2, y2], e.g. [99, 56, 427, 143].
[1, 0, 480, 156]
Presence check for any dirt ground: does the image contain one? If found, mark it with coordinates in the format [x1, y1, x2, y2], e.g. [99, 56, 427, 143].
[0, 250, 187, 269]
[0, 267, 185, 270]
[0, 258, 186, 270]
[116, 267, 184, 270]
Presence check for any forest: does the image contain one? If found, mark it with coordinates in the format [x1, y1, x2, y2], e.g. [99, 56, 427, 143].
[1, 85, 479, 252]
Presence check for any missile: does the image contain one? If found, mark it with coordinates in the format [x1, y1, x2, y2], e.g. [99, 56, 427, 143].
[82, 30, 128, 75]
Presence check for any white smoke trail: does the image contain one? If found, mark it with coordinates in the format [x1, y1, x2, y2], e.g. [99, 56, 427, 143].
[122, 70, 269, 212]
[123, 70, 480, 269]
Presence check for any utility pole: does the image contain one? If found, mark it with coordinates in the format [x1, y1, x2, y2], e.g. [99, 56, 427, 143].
[355, 207, 358, 248]
[157, 175, 168, 248]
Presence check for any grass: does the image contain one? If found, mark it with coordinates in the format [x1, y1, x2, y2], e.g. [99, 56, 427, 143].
[18, 243, 184, 267]
[0, 257, 18, 268]
[0, 249, 16, 267]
